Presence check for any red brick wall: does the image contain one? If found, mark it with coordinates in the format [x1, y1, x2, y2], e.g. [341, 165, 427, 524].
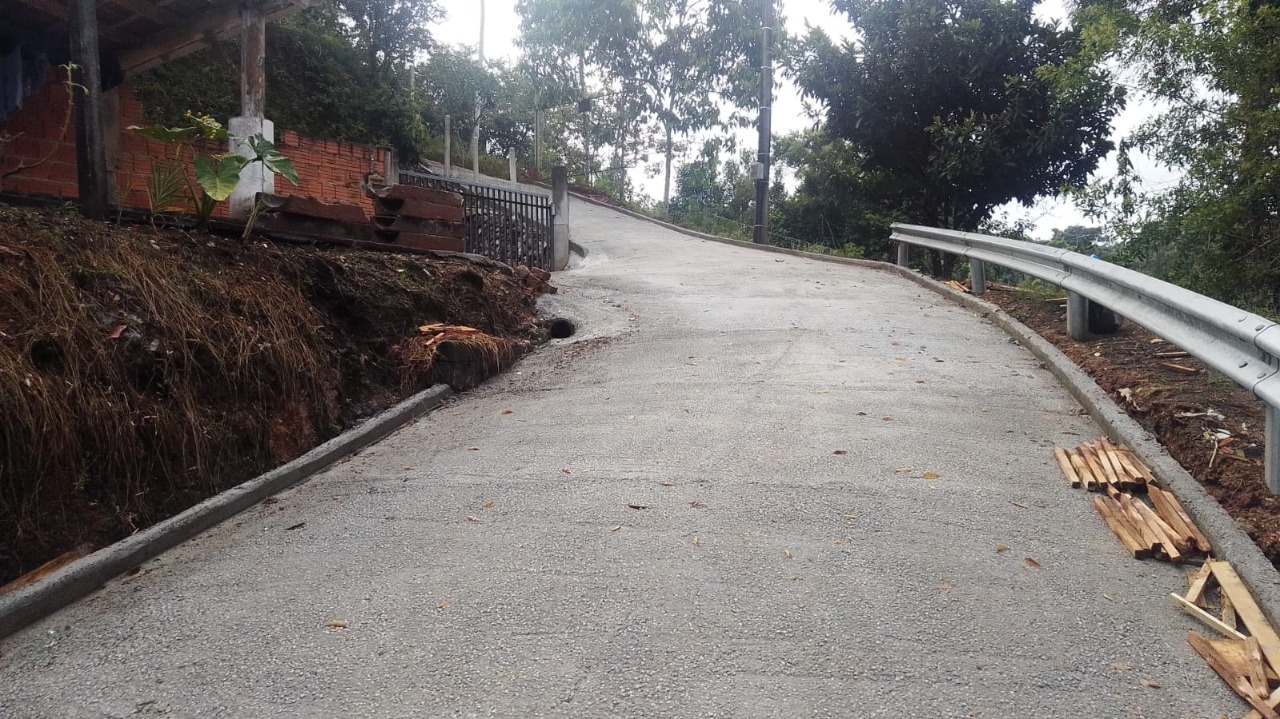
[0, 74, 388, 218]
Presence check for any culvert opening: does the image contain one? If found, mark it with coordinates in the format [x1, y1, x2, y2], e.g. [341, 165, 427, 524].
[548, 318, 576, 339]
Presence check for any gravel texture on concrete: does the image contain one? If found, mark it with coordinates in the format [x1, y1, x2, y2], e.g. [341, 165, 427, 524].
[0, 199, 1242, 718]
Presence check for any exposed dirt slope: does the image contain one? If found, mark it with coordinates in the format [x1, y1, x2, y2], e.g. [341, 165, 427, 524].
[0, 205, 544, 583]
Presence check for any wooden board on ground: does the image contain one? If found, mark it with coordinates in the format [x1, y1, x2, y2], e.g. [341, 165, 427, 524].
[1187, 632, 1280, 719]
[1171, 593, 1248, 640]
[1054, 446, 1081, 488]
[1186, 563, 1213, 606]
[1210, 561, 1280, 674]
[1093, 496, 1148, 558]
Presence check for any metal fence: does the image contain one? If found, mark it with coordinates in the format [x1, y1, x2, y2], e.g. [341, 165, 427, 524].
[890, 222, 1280, 493]
[399, 171, 554, 270]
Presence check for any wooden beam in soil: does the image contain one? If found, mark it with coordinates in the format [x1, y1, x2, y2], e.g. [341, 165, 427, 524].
[1187, 632, 1280, 719]
[69, 0, 110, 220]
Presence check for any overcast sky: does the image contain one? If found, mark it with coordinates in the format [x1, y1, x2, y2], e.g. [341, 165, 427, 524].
[435, 0, 1175, 240]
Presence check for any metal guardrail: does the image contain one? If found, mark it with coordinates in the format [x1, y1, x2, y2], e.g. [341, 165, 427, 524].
[399, 171, 554, 270]
[890, 222, 1280, 493]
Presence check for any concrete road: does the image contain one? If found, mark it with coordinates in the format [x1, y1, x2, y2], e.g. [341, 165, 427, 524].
[0, 199, 1237, 718]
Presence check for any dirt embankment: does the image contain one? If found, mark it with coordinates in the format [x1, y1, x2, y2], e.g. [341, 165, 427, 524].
[0, 205, 545, 584]
[984, 287, 1280, 568]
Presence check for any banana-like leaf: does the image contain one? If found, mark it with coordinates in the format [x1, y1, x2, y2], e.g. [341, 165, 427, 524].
[247, 135, 299, 185]
[194, 154, 249, 202]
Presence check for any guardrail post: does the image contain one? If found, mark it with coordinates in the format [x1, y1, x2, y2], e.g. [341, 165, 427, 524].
[551, 165, 570, 271]
[970, 260, 987, 295]
[896, 241, 909, 267]
[1268, 407, 1280, 494]
[1067, 292, 1091, 341]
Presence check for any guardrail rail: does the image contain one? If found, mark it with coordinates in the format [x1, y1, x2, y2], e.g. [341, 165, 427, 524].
[890, 222, 1280, 493]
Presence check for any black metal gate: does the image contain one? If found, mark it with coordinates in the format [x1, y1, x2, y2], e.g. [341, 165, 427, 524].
[399, 171, 554, 270]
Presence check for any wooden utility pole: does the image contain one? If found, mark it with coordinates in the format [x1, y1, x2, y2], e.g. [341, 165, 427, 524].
[472, 0, 485, 180]
[69, 0, 109, 219]
[752, 0, 774, 245]
[240, 3, 266, 118]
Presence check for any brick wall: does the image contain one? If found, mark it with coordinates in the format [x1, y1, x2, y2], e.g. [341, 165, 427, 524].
[0, 73, 388, 218]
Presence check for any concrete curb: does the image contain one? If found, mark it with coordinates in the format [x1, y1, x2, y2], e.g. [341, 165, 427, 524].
[0, 384, 453, 641]
[575, 193, 1280, 624]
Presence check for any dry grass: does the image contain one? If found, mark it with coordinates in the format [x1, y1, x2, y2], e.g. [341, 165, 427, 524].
[0, 205, 541, 582]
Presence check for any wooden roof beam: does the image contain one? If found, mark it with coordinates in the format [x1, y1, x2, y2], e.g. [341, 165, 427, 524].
[119, 0, 309, 76]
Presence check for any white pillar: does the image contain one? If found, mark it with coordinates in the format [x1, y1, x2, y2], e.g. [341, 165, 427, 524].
[227, 117, 274, 219]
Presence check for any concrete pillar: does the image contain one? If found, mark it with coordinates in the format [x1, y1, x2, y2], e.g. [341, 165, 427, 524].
[509, 147, 518, 185]
[227, 117, 274, 219]
[1067, 292, 1091, 342]
[444, 115, 451, 178]
[896, 241, 909, 267]
[970, 259, 987, 295]
[552, 165, 570, 271]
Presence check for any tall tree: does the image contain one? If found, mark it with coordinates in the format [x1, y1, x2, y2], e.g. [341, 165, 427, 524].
[796, 0, 1121, 272]
[333, 0, 443, 78]
[1072, 0, 1280, 310]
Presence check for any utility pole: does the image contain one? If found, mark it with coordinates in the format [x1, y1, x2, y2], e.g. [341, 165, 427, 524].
[752, 0, 774, 245]
[472, 0, 485, 181]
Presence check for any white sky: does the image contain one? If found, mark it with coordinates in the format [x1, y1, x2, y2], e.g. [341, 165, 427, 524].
[436, 0, 1177, 241]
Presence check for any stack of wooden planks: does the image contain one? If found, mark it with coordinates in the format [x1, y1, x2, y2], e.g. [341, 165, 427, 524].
[1174, 562, 1280, 719]
[1053, 438, 1211, 563]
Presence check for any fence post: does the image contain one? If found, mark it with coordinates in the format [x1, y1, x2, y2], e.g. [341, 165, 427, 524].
[551, 166, 570, 271]
[896, 241, 909, 267]
[970, 259, 987, 295]
[1067, 292, 1091, 341]
[444, 115, 451, 178]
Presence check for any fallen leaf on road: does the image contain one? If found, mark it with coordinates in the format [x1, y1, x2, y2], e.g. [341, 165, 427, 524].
[1011, 502, 1028, 509]
[833, 450, 848, 455]
[659, 481, 675, 487]
[894, 356, 907, 361]
[1111, 662, 1134, 672]
[465, 515, 480, 523]
[403, 465, 417, 471]
[937, 582, 955, 590]
[468, 447, 479, 451]
[915, 380, 925, 384]
[1024, 557, 1042, 569]
[1140, 678, 1161, 689]
[856, 412, 868, 416]
[627, 504, 649, 510]
[1103, 593, 1115, 601]
[833, 538, 844, 545]
[483, 501, 494, 509]
[501, 410, 513, 415]
[843, 514, 856, 521]
[285, 522, 306, 531]
[436, 600, 449, 610]
[562, 468, 572, 475]
[609, 525, 622, 532]
[325, 620, 348, 629]
[922, 472, 940, 480]
[691, 537, 700, 546]
[896, 467, 913, 473]
[107, 325, 126, 340]
[783, 549, 793, 559]
[690, 501, 705, 508]
[883, 417, 894, 422]
[996, 544, 1010, 553]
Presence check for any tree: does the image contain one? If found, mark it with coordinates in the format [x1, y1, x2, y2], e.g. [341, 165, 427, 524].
[333, 0, 443, 78]
[1071, 0, 1280, 311]
[796, 0, 1122, 273]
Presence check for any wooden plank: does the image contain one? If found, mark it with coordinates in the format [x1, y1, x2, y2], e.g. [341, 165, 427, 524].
[1106, 496, 1154, 555]
[1172, 593, 1248, 640]
[1081, 444, 1117, 490]
[1246, 688, 1280, 719]
[1186, 562, 1214, 606]
[1162, 489, 1213, 553]
[1132, 500, 1185, 562]
[1187, 632, 1280, 719]
[1248, 636, 1271, 699]
[1210, 561, 1280, 674]
[1100, 438, 1138, 486]
[1117, 494, 1162, 552]
[1054, 446, 1082, 488]
[1092, 496, 1148, 558]
[1070, 452, 1097, 491]
[1160, 361, 1201, 375]
[1211, 638, 1280, 681]
[1117, 444, 1158, 485]
[1224, 592, 1239, 632]
[1150, 487, 1198, 551]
